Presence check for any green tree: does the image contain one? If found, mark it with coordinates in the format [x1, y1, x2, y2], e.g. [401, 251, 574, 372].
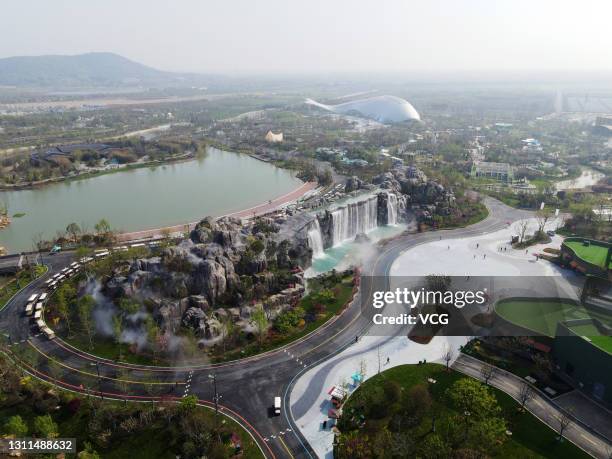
[179, 394, 198, 412]
[94, 218, 111, 235]
[118, 298, 140, 315]
[469, 416, 507, 452]
[145, 317, 160, 361]
[4, 415, 28, 437]
[66, 222, 81, 242]
[33, 414, 59, 438]
[77, 442, 101, 459]
[251, 305, 269, 346]
[417, 433, 450, 458]
[78, 295, 96, 350]
[112, 315, 123, 360]
[56, 285, 72, 336]
[446, 378, 501, 421]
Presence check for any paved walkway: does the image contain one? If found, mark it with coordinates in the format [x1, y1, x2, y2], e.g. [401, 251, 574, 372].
[555, 391, 612, 441]
[290, 335, 468, 458]
[453, 353, 611, 459]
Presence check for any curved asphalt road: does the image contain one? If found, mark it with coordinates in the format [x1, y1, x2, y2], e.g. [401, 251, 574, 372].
[0, 198, 538, 458]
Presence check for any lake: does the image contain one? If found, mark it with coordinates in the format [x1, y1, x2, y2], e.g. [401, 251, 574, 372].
[0, 147, 302, 253]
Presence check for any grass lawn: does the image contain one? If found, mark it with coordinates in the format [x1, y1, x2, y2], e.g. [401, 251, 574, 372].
[564, 240, 610, 269]
[340, 363, 589, 458]
[580, 334, 612, 355]
[495, 298, 612, 337]
[60, 332, 167, 366]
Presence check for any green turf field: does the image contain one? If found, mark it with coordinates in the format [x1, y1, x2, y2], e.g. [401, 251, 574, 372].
[496, 298, 612, 354]
[496, 298, 612, 336]
[564, 240, 610, 269]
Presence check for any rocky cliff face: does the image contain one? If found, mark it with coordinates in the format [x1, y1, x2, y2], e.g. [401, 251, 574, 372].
[103, 216, 307, 343]
[373, 165, 456, 222]
[377, 191, 390, 225]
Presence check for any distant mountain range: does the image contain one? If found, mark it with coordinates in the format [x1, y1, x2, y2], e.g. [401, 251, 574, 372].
[0, 52, 206, 88]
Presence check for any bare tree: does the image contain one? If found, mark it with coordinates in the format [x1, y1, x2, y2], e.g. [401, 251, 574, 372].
[518, 381, 534, 411]
[479, 363, 497, 385]
[555, 410, 572, 442]
[536, 209, 552, 236]
[514, 220, 529, 244]
[359, 358, 367, 381]
[442, 343, 455, 371]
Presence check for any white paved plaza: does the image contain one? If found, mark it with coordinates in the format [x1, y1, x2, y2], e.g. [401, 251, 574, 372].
[291, 217, 580, 458]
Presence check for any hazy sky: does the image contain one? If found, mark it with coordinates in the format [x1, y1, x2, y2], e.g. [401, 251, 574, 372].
[3, 0, 612, 75]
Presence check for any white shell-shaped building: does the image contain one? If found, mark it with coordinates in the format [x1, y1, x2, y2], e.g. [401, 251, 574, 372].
[305, 95, 420, 123]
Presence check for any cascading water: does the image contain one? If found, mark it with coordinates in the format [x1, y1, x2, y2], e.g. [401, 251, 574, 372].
[387, 192, 398, 225]
[330, 195, 378, 246]
[307, 219, 325, 257]
[305, 192, 401, 258]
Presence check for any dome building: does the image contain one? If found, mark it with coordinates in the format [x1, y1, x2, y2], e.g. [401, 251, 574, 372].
[305, 95, 420, 123]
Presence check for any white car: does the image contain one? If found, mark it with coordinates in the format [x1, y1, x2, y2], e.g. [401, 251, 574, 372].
[274, 396, 281, 415]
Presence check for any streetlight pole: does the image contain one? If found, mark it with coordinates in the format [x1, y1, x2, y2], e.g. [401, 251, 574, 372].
[208, 373, 221, 442]
[208, 374, 219, 420]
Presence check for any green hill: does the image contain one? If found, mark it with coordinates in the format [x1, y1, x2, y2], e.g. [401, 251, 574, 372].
[0, 52, 186, 87]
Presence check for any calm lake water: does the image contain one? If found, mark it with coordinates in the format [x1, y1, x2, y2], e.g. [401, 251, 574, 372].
[0, 147, 302, 253]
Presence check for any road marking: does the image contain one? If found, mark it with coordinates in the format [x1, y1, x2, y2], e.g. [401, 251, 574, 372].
[579, 434, 597, 445]
[278, 436, 295, 459]
[25, 341, 182, 386]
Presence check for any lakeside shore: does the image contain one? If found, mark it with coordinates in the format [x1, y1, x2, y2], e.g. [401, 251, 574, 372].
[115, 180, 318, 243]
[0, 150, 197, 191]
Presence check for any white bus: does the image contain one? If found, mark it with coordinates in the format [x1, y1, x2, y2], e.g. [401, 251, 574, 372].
[39, 292, 48, 301]
[25, 302, 34, 316]
[27, 294, 39, 303]
[36, 319, 45, 330]
[42, 327, 56, 340]
[34, 310, 42, 319]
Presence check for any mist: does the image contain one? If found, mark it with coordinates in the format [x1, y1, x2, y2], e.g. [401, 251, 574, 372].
[2, 0, 612, 76]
